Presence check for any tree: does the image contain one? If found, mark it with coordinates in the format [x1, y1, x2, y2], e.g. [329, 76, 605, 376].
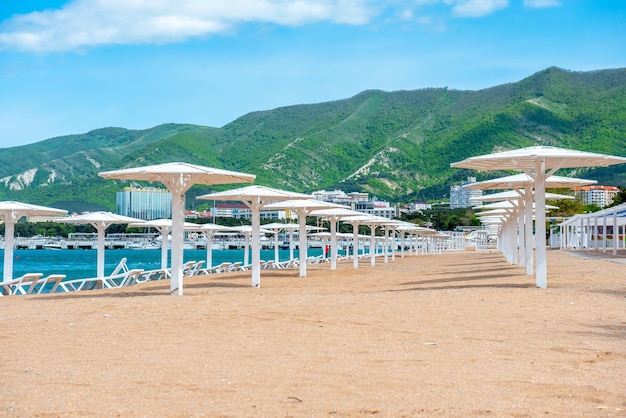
[608, 188, 626, 207]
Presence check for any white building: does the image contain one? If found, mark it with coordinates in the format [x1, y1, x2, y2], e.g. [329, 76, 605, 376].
[116, 187, 172, 220]
[410, 202, 432, 212]
[210, 202, 290, 221]
[450, 177, 482, 209]
[576, 185, 620, 207]
[311, 189, 398, 218]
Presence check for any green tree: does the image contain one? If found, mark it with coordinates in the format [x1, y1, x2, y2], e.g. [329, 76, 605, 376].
[608, 188, 626, 207]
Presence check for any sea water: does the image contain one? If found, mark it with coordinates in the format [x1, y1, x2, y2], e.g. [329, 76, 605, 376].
[0, 247, 323, 282]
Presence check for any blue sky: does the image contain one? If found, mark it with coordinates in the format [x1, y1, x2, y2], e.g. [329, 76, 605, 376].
[1, 0, 624, 148]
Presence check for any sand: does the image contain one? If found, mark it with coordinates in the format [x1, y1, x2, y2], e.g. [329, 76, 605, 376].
[0, 249, 624, 417]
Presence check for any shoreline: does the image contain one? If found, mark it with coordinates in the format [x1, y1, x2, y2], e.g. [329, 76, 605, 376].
[1, 249, 624, 416]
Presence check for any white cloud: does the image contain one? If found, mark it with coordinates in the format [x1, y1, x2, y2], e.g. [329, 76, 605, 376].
[523, 0, 560, 8]
[450, 0, 509, 18]
[0, 0, 377, 52]
[0, 0, 521, 52]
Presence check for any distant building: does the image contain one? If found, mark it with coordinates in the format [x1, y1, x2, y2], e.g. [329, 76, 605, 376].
[311, 190, 353, 207]
[576, 185, 620, 207]
[353, 200, 397, 219]
[210, 203, 290, 221]
[211, 203, 251, 219]
[116, 187, 172, 220]
[410, 202, 432, 213]
[311, 189, 398, 218]
[450, 177, 482, 209]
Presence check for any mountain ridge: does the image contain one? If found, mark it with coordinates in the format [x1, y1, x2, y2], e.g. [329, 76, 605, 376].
[1, 66, 625, 213]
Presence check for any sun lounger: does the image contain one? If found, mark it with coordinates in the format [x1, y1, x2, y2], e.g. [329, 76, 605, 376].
[261, 260, 275, 269]
[184, 261, 204, 276]
[112, 269, 145, 287]
[55, 269, 144, 292]
[275, 259, 299, 269]
[213, 262, 232, 273]
[110, 257, 129, 275]
[138, 268, 170, 282]
[28, 274, 66, 294]
[181, 261, 197, 276]
[226, 262, 243, 272]
[0, 273, 44, 296]
[306, 255, 324, 264]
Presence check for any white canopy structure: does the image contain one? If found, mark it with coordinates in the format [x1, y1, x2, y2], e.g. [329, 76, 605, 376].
[59, 212, 144, 279]
[197, 185, 310, 287]
[339, 214, 399, 268]
[475, 190, 575, 203]
[466, 173, 598, 275]
[463, 173, 598, 191]
[559, 203, 626, 255]
[263, 199, 349, 277]
[0, 201, 67, 283]
[452, 146, 626, 288]
[261, 222, 300, 263]
[229, 225, 273, 267]
[129, 218, 201, 270]
[99, 162, 255, 295]
[195, 223, 235, 269]
[308, 207, 362, 270]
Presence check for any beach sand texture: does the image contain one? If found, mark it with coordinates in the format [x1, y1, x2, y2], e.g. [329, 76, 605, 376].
[1, 249, 624, 417]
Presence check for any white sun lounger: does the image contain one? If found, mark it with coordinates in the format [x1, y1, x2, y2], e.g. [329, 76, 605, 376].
[55, 269, 144, 292]
[184, 261, 204, 276]
[28, 274, 67, 295]
[138, 268, 171, 282]
[0, 273, 44, 296]
[226, 262, 243, 272]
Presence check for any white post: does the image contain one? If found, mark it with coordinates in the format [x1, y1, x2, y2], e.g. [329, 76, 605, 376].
[160, 227, 170, 270]
[593, 216, 600, 251]
[524, 188, 534, 276]
[250, 200, 261, 287]
[534, 158, 547, 289]
[273, 230, 279, 263]
[289, 229, 295, 262]
[517, 197, 525, 267]
[2, 215, 16, 282]
[602, 214, 607, 254]
[243, 233, 250, 267]
[330, 218, 338, 270]
[383, 227, 390, 264]
[352, 222, 359, 269]
[96, 225, 106, 279]
[205, 231, 213, 269]
[170, 191, 186, 295]
[298, 210, 308, 277]
[585, 217, 591, 250]
[613, 211, 618, 255]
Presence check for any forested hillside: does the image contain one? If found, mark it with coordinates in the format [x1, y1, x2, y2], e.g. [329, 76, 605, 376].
[1, 66, 625, 212]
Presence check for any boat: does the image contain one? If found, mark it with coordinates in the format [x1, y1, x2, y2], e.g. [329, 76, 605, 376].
[43, 241, 63, 250]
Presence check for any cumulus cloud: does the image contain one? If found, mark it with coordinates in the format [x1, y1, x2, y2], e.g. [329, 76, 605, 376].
[523, 0, 560, 8]
[0, 0, 377, 52]
[450, 0, 509, 18]
[0, 0, 522, 52]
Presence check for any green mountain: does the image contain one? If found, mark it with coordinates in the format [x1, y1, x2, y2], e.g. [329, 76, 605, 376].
[1, 66, 625, 212]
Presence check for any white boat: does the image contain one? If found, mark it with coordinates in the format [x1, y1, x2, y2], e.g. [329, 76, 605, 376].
[43, 241, 63, 250]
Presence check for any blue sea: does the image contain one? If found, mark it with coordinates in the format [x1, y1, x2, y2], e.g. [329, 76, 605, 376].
[1, 247, 323, 282]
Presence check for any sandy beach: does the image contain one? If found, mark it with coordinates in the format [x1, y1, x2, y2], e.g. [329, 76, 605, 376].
[1, 249, 624, 417]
